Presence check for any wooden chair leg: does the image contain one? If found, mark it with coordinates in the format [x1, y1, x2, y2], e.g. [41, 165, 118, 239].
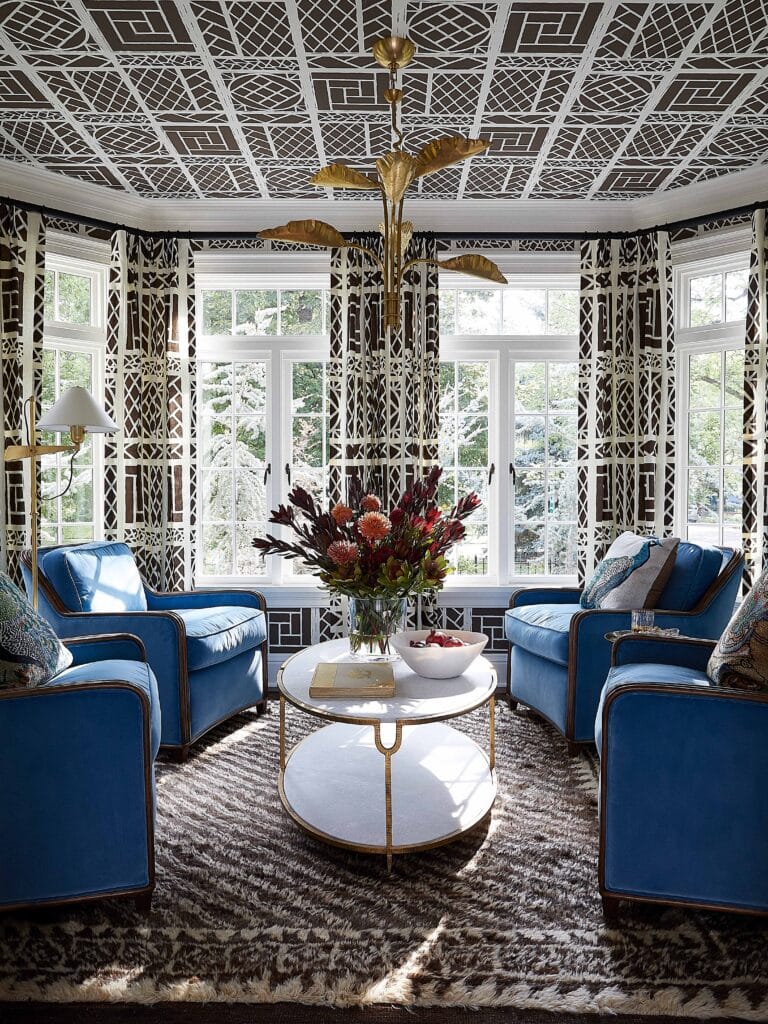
[602, 894, 621, 919]
[168, 744, 190, 763]
[256, 699, 268, 716]
[134, 891, 153, 914]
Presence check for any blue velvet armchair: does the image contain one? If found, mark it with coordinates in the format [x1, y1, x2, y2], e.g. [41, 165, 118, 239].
[23, 541, 269, 761]
[596, 634, 768, 917]
[505, 542, 744, 753]
[0, 634, 159, 912]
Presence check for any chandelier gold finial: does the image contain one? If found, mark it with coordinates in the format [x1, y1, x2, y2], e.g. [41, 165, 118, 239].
[257, 34, 507, 329]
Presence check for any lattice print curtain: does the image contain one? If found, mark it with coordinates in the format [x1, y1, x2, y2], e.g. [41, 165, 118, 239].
[743, 207, 768, 589]
[0, 203, 45, 587]
[577, 232, 675, 581]
[326, 233, 440, 631]
[104, 231, 194, 591]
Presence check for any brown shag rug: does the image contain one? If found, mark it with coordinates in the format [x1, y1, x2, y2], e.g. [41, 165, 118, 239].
[1, 701, 766, 1018]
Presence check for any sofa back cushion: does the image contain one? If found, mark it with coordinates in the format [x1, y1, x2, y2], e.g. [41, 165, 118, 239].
[580, 532, 679, 610]
[657, 541, 726, 611]
[0, 573, 72, 688]
[41, 542, 147, 613]
[707, 566, 768, 691]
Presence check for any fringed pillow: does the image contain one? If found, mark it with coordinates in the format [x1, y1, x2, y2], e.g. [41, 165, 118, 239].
[708, 567, 768, 691]
[0, 573, 72, 689]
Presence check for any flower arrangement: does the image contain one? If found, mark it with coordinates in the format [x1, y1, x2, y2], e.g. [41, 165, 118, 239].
[252, 467, 480, 600]
[252, 468, 480, 657]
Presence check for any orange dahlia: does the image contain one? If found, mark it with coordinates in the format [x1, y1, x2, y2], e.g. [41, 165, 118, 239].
[358, 511, 391, 541]
[330, 502, 353, 525]
[360, 493, 382, 512]
[327, 540, 359, 565]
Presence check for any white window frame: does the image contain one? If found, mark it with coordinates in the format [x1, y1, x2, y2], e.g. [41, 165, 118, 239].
[41, 239, 108, 545]
[673, 230, 750, 544]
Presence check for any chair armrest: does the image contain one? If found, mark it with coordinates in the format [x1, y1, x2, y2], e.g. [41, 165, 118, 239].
[63, 633, 147, 666]
[144, 587, 267, 612]
[509, 586, 581, 609]
[611, 634, 716, 670]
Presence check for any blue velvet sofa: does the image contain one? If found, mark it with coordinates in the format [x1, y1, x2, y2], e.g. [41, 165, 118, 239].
[596, 633, 768, 917]
[23, 541, 268, 761]
[0, 634, 159, 912]
[505, 542, 743, 753]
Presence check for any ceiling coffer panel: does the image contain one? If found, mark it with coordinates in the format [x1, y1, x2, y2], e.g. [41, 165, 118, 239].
[0, 0, 765, 200]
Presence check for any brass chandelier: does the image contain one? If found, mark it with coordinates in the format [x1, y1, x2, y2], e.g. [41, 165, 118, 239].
[257, 35, 507, 329]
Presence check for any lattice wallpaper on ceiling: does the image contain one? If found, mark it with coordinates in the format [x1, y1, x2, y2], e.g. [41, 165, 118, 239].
[0, 0, 767, 201]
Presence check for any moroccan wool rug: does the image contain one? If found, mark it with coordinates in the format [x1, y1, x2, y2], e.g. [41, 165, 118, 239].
[1, 702, 767, 1018]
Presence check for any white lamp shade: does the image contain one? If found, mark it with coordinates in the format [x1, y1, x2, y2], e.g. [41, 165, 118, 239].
[37, 386, 118, 434]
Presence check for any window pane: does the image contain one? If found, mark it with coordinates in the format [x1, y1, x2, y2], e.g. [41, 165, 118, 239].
[687, 467, 720, 525]
[202, 290, 232, 335]
[44, 270, 55, 321]
[515, 468, 545, 519]
[548, 361, 578, 411]
[690, 274, 722, 326]
[457, 361, 489, 413]
[234, 289, 277, 335]
[725, 269, 748, 321]
[548, 466, 577, 520]
[688, 410, 721, 466]
[41, 350, 56, 413]
[59, 350, 92, 393]
[293, 361, 324, 414]
[280, 289, 322, 335]
[456, 289, 501, 334]
[57, 272, 91, 324]
[724, 349, 744, 407]
[236, 523, 265, 575]
[62, 524, 93, 543]
[723, 408, 742, 466]
[293, 416, 324, 467]
[514, 361, 545, 412]
[723, 468, 742, 527]
[549, 523, 578, 575]
[514, 523, 544, 575]
[439, 289, 456, 334]
[234, 362, 267, 464]
[503, 289, 545, 334]
[199, 362, 233, 466]
[515, 415, 545, 466]
[689, 352, 721, 408]
[202, 469, 233, 521]
[439, 361, 457, 412]
[548, 415, 576, 464]
[202, 525, 233, 575]
[235, 471, 265, 521]
[547, 290, 578, 334]
[61, 467, 93, 522]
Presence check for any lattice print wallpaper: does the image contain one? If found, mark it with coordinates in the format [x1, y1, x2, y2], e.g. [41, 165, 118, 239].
[0, 1, 767, 201]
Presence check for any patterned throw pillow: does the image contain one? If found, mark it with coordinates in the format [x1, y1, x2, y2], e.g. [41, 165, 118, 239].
[0, 573, 72, 689]
[580, 532, 679, 610]
[707, 567, 768, 691]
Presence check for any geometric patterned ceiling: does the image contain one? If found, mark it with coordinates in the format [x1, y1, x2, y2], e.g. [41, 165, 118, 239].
[0, 0, 767, 201]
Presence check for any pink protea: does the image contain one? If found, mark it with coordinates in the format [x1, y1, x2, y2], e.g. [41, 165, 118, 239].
[330, 502, 353, 526]
[327, 540, 359, 566]
[358, 511, 391, 542]
[360, 493, 382, 513]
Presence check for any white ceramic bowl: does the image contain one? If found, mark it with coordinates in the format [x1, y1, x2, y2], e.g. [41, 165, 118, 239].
[390, 629, 488, 679]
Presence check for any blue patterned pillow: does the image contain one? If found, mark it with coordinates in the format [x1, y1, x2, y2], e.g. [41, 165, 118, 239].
[581, 532, 679, 610]
[0, 573, 72, 689]
[708, 567, 768, 691]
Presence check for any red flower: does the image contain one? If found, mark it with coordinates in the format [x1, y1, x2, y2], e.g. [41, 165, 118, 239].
[327, 540, 359, 565]
[390, 507, 404, 527]
[331, 502, 353, 526]
[361, 493, 382, 513]
[358, 511, 391, 542]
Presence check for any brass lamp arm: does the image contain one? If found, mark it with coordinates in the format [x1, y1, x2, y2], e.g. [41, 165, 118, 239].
[397, 256, 440, 284]
[4, 442, 77, 462]
[345, 242, 384, 272]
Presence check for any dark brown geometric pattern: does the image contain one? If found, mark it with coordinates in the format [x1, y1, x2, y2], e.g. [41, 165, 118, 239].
[103, 232, 194, 590]
[577, 232, 676, 580]
[0, 0, 766, 201]
[742, 207, 768, 588]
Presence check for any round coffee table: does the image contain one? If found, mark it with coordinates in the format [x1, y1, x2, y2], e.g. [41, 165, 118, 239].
[277, 638, 497, 869]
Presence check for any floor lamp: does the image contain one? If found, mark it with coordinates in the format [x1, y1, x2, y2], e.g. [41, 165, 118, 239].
[4, 387, 118, 609]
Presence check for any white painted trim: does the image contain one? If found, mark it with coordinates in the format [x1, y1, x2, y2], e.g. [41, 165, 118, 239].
[2, 158, 766, 235]
[45, 229, 110, 265]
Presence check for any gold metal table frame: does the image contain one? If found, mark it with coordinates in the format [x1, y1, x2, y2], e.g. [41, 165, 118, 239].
[277, 646, 497, 870]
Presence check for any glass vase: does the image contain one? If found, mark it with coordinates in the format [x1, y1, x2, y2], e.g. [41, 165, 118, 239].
[347, 596, 407, 661]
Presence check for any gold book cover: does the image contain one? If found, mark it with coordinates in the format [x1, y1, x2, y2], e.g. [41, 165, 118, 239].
[309, 662, 395, 698]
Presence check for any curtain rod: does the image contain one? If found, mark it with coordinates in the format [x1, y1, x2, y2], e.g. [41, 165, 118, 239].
[2, 193, 765, 242]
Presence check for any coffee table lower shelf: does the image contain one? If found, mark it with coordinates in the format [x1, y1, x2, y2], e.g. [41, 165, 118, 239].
[278, 721, 496, 862]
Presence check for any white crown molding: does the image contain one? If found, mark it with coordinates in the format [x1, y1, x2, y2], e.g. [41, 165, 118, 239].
[1, 158, 766, 236]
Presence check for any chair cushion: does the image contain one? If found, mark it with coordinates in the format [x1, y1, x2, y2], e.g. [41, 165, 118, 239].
[0, 573, 72, 688]
[46, 658, 161, 758]
[174, 606, 267, 673]
[40, 542, 147, 613]
[595, 662, 711, 751]
[707, 565, 768, 692]
[505, 604, 580, 667]
[657, 542, 727, 612]
[580, 532, 679, 610]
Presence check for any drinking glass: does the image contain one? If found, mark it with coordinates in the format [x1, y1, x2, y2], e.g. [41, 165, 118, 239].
[631, 609, 655, 633]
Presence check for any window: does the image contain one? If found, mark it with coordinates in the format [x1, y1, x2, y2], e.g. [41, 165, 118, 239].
[40, 251, 106, 545]
[196, 277, 329, 582]
[196, 270, 580, 586]
[675, 244, 749, 548]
